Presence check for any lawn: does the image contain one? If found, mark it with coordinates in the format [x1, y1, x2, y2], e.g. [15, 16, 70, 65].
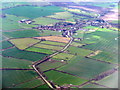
[34, 43, 63, 51]
[2, 47, 47, 61]
[2, 56, 32, 69]
[4, 29, 41, 38]
[52, 53, 75, 60]
[67, 46, 93, 56]
[36, 59, 66, 71]
[2, 70, 38, 88]
[26, 47, 55, 54]
[1, 41, 13, 49]
[57, 56, 115, 79]
[44, 70, 88, 86]
[9, 38, 40, 50]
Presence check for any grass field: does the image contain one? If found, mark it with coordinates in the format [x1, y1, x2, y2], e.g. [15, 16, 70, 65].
[36, 59, 66, 71]
[67, 46, 93, 56]
[33, 17, 60, 25]
[47, 12, 73, 19]
[2, 70, 38, 88]
[44, 70, 88, 86]
[14, 78, 43, 88]
[9, 38, 40, 50]
[33, 36, 70, 43]
[71, 41, 85, 47]
[36, 84, 50, 88]
[81, 83, 104, 88]
[57, 56, 115, 79]
[34, 43, 63, 51]
[26, 47, 55, 54]
[1, 41, 13, 49]
[4, 29, 41, 38]
[52, 53, 74, 60]
[2, 56, 32, 69]
[2, 47, 47, 61]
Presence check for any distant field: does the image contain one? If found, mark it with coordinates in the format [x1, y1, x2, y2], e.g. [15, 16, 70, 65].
[57, 56, 115, 79]
[44, 70, 87, 86]
[33, 36, 70, 43]
[2, 70, 38, 88]
[2, 56, 32, 69]
[33, 17, 60, 25]
[71, 42, 85, 47]
[2, 6, 65, 19]
[81, 83, 104, 88]
[36, 59, 66, 71]
[67, 46, 93, 56]
[2, 47, 47, 61]
[4, 29, 41, 38]
[1, 41, 13, 49]
[52, 53, 74, 60]
[36, 84, 50, 88]
[47, 12, 73, 19]
[14, 78, 43, 88]
[9, 38, 40, 50]
[26, 47, 55, 54]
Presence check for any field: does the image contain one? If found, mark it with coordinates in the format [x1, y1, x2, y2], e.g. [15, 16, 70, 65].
[36, 59, 66, 71]
[67, 46, 93, 56]
[33, 17, 60, 25]
[33, 36, 70, 43]
[34, 43, 63, 51]
[9, 38, 40, 50]
[14, 78, 44, 88]
[26, 47, 55, 54]
[2, 47, 47, 62]
[81, 83, 104, 88]
[3, 29, 41, 38]
[70, 41, 85, 47]
[52, 53, 75, 60]
[57, 56, 115, 79]
[36, 84, 50, 89]
[2, 6, 65, 19]
[44, 70, 88, 86]
[2, 56, 32, 69]
[40, 41, 66, 46]
[47, 12, 73, 19]
[1, 41, 13, 49]
[2, 70, 38, 88]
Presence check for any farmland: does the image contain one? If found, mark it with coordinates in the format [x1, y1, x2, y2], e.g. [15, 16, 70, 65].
[44, 70, 88, 86]
[1, 41, 13, 49]
[40, 41, 66, 46]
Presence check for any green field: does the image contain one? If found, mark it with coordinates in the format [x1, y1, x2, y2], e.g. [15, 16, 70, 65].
[40, 40, 66, 46]
[67, 46, 93, 56]
[2, 56, 32, 69]
[14, 78, 43, 88]
[47, 12, 73, 19]
[71, 41, 85, 47]
[57, 56, 115, 79]
[81, 83, 104, 88]
[3, 6, 65, 19]
[36, 60, 66, 71]
[44, 70, 87, 86]
[52, 53, 75, 60]
[9, 38, 40, 50]
[3, 29, 41, 38]
[2, 70, 38, 88]
[1, 41, 13, 49]
[33, 17, 60, 25]
[2, 47, 47, 61]
[26, 47, 55, 54]
[34, 43, 63, 51]
[36, 84, 50, 89]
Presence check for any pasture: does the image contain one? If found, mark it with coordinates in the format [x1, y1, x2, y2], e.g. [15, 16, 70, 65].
[1, 41, 13, 49]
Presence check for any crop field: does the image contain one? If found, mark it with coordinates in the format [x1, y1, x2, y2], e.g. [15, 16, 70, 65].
[81, 83, 104, 88]
[3, 6, 65, 19]
[33, 36, 70, 43]
[57, 56, 115, 79]
[1, 41, 13, 49]
[3, 29, 41, 38]
[52, 53, 75, 60]
[36, 84, 50, 88]
[26, 47, 55, 54]
[36, 59, 66, 71]
[70, 41, 85, 47]
[2, 70, 38, 88]
[44, 70, 88, 86]
[34, 43, 63, 51]
[2, 47, 47, 61]
[47, 12, 73, 19]
[33, 17, 60, 25]
[2, 56, 32, 69]
[40, 41, 66, 46]
[9, 38, 40, 50]
[67, 46, 93, 56]
[14, 78, 44, 88]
